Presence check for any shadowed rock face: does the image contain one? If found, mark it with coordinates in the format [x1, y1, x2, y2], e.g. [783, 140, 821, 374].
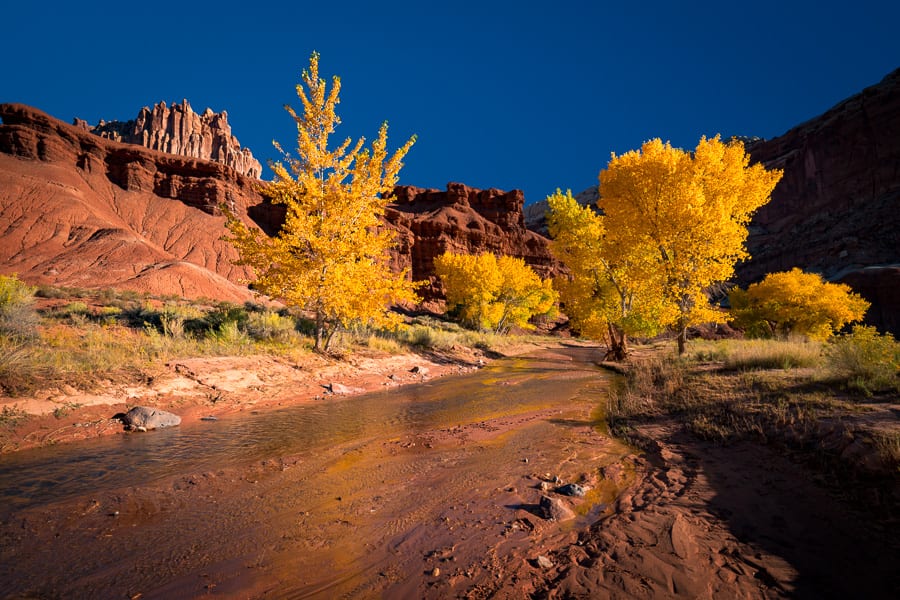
[0, 103, 267, 301]
[74, 100, 262, 179]
[741, 68, 900, 334]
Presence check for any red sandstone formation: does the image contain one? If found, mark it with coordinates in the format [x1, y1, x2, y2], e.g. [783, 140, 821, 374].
[385, 183, 559, 297]
[74, 100, 262, 179]
[0, 103, 266, 302]
[0, 104, 559, 304]
[742, 68, 900, 333]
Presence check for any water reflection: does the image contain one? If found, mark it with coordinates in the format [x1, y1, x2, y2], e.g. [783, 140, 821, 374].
[0, 346, 606, 514]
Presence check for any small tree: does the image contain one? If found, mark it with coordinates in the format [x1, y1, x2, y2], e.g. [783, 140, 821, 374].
[729, 268, 870, 340]
[224, 53, 419, 351]
[434, 252, 557, 333]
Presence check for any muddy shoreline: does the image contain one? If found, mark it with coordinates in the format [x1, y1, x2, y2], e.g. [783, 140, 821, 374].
[0, 342, 521, 454]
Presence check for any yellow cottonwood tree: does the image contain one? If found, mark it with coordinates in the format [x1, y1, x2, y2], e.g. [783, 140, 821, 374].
[547, 190, 671, 360]
[224, 52, 419, 351]
[729, 268, 870, 340]
[598, 136, 782, 354]
[434, 252, 557, 333]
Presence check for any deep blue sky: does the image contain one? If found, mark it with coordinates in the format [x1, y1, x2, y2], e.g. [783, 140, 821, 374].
[3, 1, 898, 204]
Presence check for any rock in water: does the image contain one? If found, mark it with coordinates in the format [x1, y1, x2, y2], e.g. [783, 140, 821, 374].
[122, 406, 181, 430]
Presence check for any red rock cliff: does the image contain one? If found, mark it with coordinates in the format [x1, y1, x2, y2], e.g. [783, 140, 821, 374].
[385, 183, 559, 298]
[741, 68, 900, 333]
[74, 100, 262, 179]
[0, 104, 559, 305]
[0, 103, 267, 301]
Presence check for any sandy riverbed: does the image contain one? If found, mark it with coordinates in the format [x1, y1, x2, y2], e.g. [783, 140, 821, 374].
[1, 344, 897, 598]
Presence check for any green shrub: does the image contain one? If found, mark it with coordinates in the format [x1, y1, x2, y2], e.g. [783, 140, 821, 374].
[62, 301, 90, 316]
[34, 285, 68, 299]
[397, 324, 457, 350]
[827, 326, 900, 395]
[243, 311, 298, 343]
[210, 321, 251, 350]
[201, 303, 250, 333]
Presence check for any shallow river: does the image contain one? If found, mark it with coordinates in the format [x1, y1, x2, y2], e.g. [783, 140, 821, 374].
[0, 345, 627, 598]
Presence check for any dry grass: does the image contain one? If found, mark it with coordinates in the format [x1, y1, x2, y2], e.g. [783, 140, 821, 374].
[689, 338, 823, 370]
[608, 338, 891, 443]
[605, 338, 900, 507]
[0, 291, 320, 396]
[355, 317, 552, 356]
[1, 285, 559, 397]
[826, 326, 900, 396]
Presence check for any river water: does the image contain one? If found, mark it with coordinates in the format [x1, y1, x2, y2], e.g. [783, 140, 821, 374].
[0, 345, 626, 598]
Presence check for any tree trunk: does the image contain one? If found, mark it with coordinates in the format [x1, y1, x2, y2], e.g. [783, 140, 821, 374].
[314, 310, 325, 353]
[604, 323, 629, 361]
[324, 326, 338, 352]
[676, 326, 687, 355]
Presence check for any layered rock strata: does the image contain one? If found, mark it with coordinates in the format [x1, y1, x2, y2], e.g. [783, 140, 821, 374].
[0, 103, 266, 301]
[74, 100, 262, 179]
[0, 104, 560, 304]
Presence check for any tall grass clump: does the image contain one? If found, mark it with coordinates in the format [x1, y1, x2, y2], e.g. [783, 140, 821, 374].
[827, 326, 900, 395]
[0, 275, 40, 340]
[606, 357, 686, 419]
[0, 339, 43, 395]
[397, 324, 458, 351]
[243, 311, 298, 344]
[691, 338, 822, 370]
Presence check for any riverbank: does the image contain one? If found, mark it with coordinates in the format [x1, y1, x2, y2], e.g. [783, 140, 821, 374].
[1, 286, 570, 454]
[0, 338, 558, 454]
[440, 340, 898, 599]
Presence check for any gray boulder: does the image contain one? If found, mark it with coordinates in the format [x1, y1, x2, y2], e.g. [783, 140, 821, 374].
[555, 483, 587, 497]
[121, 406, 181, 430]
[539, 495, 576, 522]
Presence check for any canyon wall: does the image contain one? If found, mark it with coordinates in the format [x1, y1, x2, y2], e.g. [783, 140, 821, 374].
[0, 103, 266, 301]
[74, 100, 262, 179]
[742, 68, 900, 333]
[0, 104, 558, 304]
[385, 183, 559, 298]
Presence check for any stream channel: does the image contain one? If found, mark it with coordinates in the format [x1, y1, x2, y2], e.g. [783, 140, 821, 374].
[0, 345, 629, 598]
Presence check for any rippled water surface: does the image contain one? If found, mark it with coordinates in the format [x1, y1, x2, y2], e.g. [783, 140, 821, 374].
[0, 346, 610, 514]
